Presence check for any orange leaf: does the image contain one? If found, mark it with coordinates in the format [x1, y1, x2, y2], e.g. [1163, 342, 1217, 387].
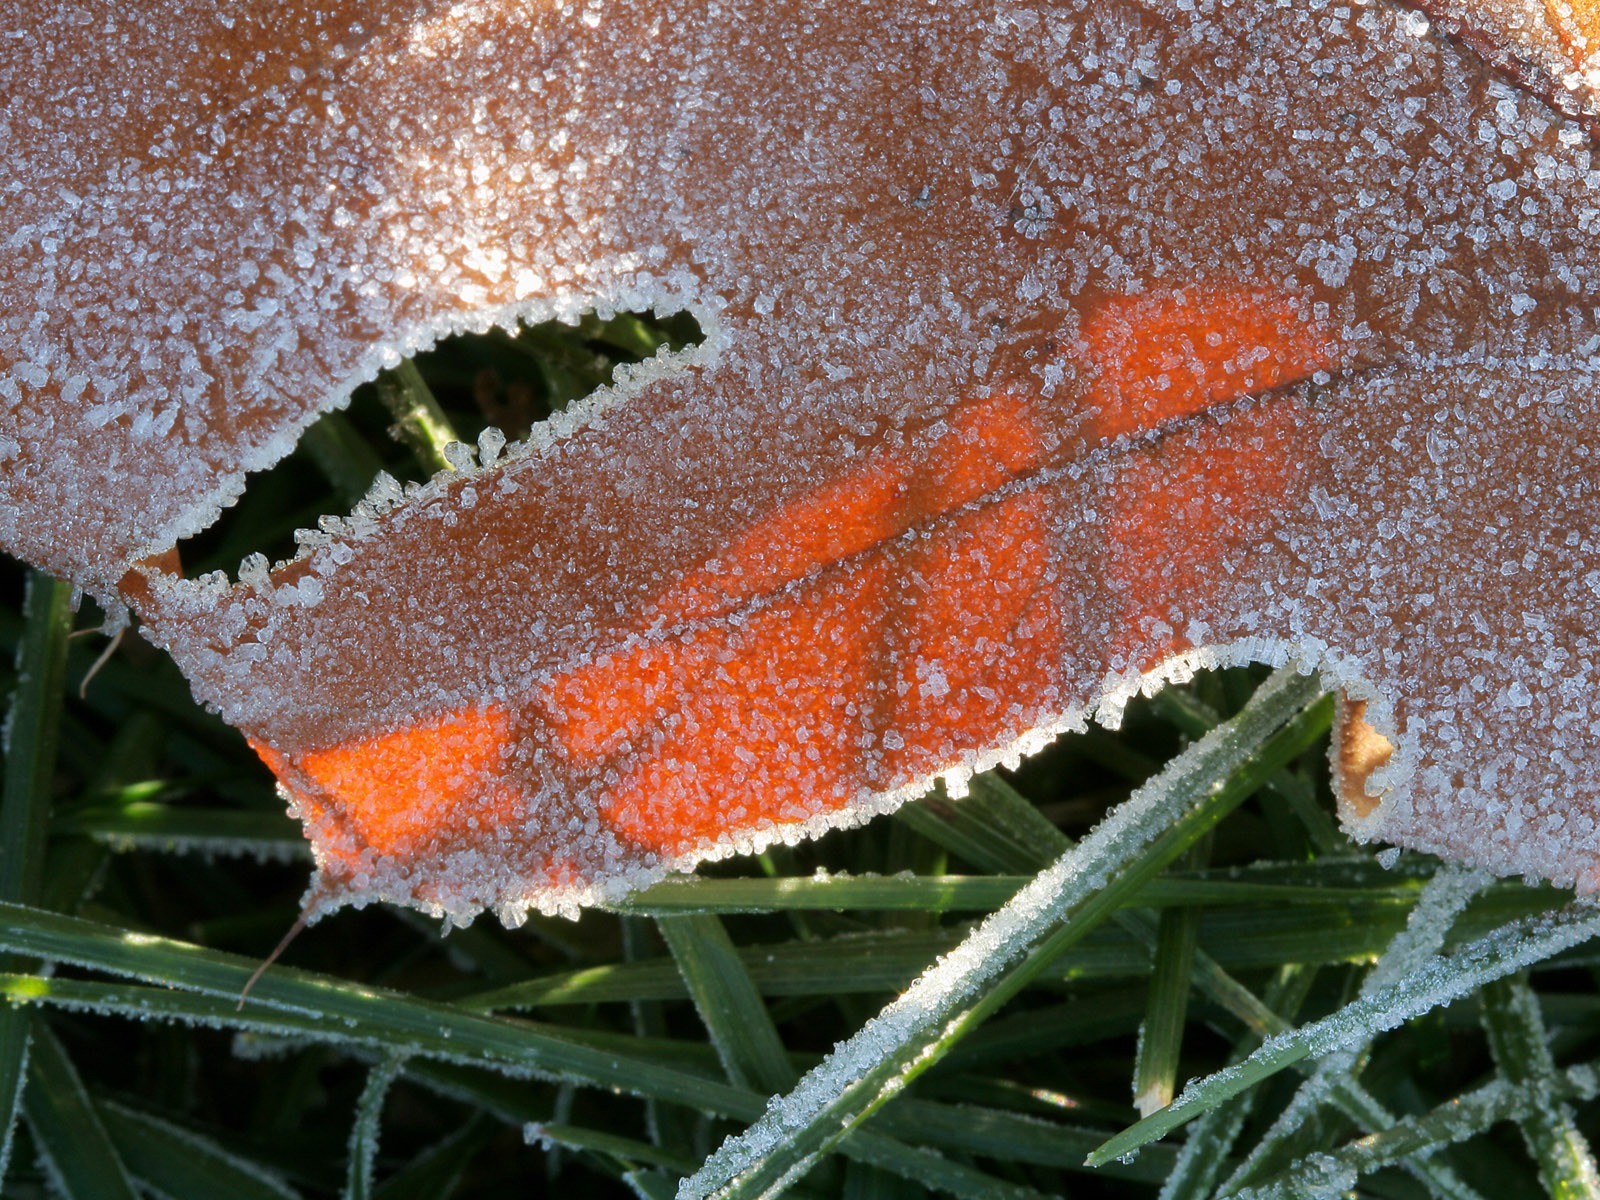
[5, 0, 1600, 921]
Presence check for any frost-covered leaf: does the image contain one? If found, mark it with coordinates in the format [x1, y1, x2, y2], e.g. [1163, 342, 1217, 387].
[5, 0, 1600, 923]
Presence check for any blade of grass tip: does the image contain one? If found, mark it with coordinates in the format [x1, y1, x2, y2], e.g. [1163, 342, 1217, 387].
[1158, 965, 1318, 1200]
[0, 571, 73, 1185]
[22, 1018, 139, 1200]
[1219, 866, 1492, 1200]
[657, 913, 797, 1095]
[1481, 972, 1600, 1198]
[1234, 1054, 1600, 1200]
[1133, 834, 1209, 1117]
[97, 1099, 301, 1200]
[345, 1053, 405, 1200]
[373, 358, 460, 474]
[1089, 899, 1600, 1168]
[679, 663, 1326, 1200]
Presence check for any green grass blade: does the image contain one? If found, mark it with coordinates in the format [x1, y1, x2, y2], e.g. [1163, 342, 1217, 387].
[1, 572, 74, 902]
[620, 915, 700, 1156]
[884, 707, 1363, 1049]
[0, 917, 1069, 1199]
[463, 877, 1553, 1011]
[617, 869, 1422, 914]
[1237, 1056, 1600, 1199]
[841, 1160, 915, 1200]
[681, 664, 1325, 1200]
[461, 928, 956, 1009]
[1218, 866, 1492, 1200]
[873, 1098, 1177, 1182]
[0, 1045, 22, 1195]
[374, 360, 460, 474]
[892, 770, 1069, 873]
[1089, 900, 1600, 1167]
[621, 873, 1025, 914]
[299, 411, 386, 508]
[22, 1019, 139, 1200]
[0, 571, 73, 1185]
[823, 1133, 1053, 1200]
[0, 901, 756, 1118]
[346, 1053, 405, 1200]
[1133, 836, 1208, 1116]
[657, 913, 797, 1094]
[419, 1051, 1072, 1198]
[97, 1100, 301, 1200]
[1149, 685, 1343, 854]
[624, 1169, 682, 1200]
[526, 1119, 702, 1176]
[1481, 973, 1600, 1198]
[55, 801, 308, 861]
[1157, 965, 1317, 1200]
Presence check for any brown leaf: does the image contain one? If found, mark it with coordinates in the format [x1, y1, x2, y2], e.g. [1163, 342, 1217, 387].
[4, 0, 1600, 921]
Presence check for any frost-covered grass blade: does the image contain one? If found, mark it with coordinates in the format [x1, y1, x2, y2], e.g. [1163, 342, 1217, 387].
[1089, 900, 1600, 1168]
[21, 1019, 139, 1200]
[678, 666, 1327, 1199]
[657, 914, 796, 1095]
[1480, 975, 1600, 1198]
[0, 572, 73, 1188]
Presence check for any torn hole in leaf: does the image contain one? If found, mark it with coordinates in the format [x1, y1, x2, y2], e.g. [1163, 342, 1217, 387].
[169, 307, 704, 586]
[1336, 697, 1399, 822]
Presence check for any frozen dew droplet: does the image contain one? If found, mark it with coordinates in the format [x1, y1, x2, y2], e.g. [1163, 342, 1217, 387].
[477, 426, 506, 468]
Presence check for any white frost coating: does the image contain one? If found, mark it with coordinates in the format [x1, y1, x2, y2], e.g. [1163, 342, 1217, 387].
[346, 1055, 404, 1200]
[89, 829, 310, 866]
[1361, 865, 1492, 994]
[679, 665, 1320, 1200]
